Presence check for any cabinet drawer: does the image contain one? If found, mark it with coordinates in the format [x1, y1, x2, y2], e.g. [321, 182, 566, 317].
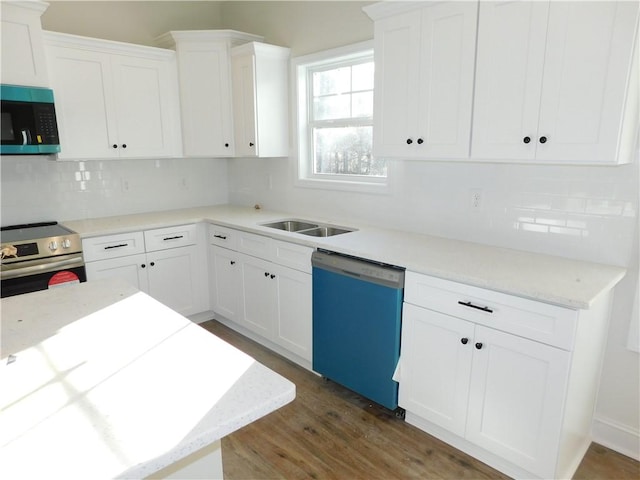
[208, 224, 239, 250]
[237, 231, 272, 259]
[144, 224, 196, 252]
[405, 272, 578, 350]
[83, 231, 145, 262]
[272, 239, 313, 273]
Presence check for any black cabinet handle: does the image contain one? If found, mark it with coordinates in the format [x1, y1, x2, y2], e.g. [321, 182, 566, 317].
[150, 262, 155, 267]
[475, 342, 483, 350]
[417, 138, 424, 145]
[163, 235, 183, 241]
[224, 143, 229, 148]
[264, 272, 269, 277]
[249, 142, 255, 147]
[539, 136, 547, 144]
[122, 144, 127, 148]
[458, 301, 493, 314]
[270, 274, 276, 279]
[461, 338, 469, 345]
[230, 260, 236, 265]
[523, 136, 531, 144]
[406, 138, 413, 145]
[112, 144, 118, 149]
[104, 243, 128, 250]
[213, 234, 227, 240]
[141, 263, 146, 268]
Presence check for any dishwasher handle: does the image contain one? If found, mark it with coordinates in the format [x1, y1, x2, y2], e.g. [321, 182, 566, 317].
[312, 250, 404, 289]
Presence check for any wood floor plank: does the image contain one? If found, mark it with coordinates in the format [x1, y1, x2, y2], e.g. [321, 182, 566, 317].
[199, 320, 639, 480]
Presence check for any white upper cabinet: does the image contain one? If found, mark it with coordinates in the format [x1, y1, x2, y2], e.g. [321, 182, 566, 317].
[231, 42, 290, 158]
[1, 1, 49, 87]
[44, 32, 182, 160]
[365, 1, 478, 159]
[472, 0, 640, 164]
[156, 31, 262, 158]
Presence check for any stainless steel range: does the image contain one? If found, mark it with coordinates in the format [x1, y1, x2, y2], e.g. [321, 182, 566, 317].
[1, 222, 86, 298]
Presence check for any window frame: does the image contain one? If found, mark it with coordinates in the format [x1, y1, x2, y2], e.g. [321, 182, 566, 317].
[293, 41, 389, 193]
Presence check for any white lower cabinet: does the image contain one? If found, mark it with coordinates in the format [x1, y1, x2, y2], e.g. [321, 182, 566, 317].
[83, 225, 207, 317]
[399, 271, 611, 479]
[208, 225, 313, 368]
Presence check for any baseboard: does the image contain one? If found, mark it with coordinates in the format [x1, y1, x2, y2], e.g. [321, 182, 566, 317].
[187, 310, 215, 324]
[592, 415, 640, 461]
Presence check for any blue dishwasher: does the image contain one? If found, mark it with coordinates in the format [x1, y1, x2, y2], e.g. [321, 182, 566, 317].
[312, 249, 405, 411]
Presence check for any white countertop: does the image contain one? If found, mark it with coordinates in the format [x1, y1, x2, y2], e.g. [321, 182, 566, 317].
[62, 204, 626, 309]
[0, 278, 295, 479]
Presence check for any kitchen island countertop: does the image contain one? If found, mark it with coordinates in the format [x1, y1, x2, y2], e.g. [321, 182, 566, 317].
[0, 278, 295, 479]
[63, 205, 626, 310]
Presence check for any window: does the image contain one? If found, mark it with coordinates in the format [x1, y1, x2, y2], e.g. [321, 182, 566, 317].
[294, 41, 387, 191]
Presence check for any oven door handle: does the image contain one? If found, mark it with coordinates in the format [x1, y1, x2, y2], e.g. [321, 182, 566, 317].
[1, 255, 85, 280]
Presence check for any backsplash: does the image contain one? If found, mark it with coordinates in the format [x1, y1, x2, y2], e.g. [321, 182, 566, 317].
[228, 155, 638, 268]
[0, 156, 229, 226]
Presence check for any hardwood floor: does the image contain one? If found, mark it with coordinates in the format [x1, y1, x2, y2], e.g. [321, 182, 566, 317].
[200, 320, 640, 480]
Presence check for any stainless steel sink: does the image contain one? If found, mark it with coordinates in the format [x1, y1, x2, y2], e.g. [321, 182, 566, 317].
[297, 226, 353, 237]
[261, 219, 355, 237]
[261, 220, 319, 232]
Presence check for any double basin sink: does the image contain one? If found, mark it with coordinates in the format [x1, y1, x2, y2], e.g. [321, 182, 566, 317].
[261, 219, 355, 237]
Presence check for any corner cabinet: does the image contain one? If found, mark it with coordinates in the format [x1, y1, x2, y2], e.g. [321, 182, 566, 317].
[399, 271, 614, 479]
[1, 1, 50, 87]
[364, 1, 478, 159]
[471, 0, 639, 164]
[43, 31, 182, 160]
[231, 42, 291, 158]
[208, 225, 312, 369]
[156, 30, 262, 158]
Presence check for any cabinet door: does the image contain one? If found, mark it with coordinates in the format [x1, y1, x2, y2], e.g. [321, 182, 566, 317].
[372, 10, 421, 157]
[273, 264, 312, 361]
[415, 1, 477, 158]
[85, 253, 149, 292]
[147, 245, 200, 316]
[111, 54, 179, 158]
[535, 1, 639, 163]
[471, 1, 549, 160]
[209, 245, 241, 322]
[239, 254, 277, 338]
[399, 303, 473, 436]
[231, 52, 257, 157]
[45, 46, 119, 159]
[466, 325, 571, 479]
[175, 42, 234, 157]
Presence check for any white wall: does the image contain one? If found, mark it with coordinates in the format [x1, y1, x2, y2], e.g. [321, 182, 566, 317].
[223, 1, 640, 459]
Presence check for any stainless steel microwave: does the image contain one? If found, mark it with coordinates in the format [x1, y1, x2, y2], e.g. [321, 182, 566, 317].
[1, 84, 61, 155]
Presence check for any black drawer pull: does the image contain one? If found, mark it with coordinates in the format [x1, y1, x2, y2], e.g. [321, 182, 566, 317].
[104, 243, 128, 250]
[458, 301, 493, 314]
[213, 234, 227, 240]
[163, 235, 184, 241]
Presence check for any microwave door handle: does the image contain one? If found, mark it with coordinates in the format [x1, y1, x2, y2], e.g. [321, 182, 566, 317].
[21, 129, 31, 145]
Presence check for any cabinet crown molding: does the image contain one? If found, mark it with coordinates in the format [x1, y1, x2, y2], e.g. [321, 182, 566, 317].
[43, 30, 175, 60]
[363, 1, 454, 20]
[155, 30, 263, 49]
[1, 1, 49, 15]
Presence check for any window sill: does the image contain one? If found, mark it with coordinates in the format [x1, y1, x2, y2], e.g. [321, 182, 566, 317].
[294, 176, 390, 195]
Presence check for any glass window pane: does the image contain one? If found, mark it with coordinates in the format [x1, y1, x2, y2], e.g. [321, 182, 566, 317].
[314, 94, 351, 120]
[313, 126, 385, 177]
[313, 67, 351, 96]
[352, 91, 373, 117]
[352, 62, 374, 91]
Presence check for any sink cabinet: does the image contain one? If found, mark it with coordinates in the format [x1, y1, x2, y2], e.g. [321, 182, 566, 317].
[208, 225, 313, 368]
[83, 225, 208, 316]
[400, 271, 613, 479]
